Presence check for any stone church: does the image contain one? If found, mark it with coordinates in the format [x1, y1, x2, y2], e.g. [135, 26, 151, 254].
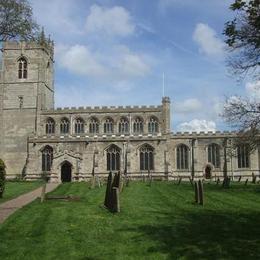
[0, 40, 259, 182]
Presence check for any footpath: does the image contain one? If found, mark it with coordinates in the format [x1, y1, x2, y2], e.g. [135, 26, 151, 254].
[0, 183, 59, 224]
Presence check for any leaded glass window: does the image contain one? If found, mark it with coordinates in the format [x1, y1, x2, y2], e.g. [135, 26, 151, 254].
[177, 144, 189, 170]
[148, 116, 159, 134]
[89, 117, 99, 134]
[46, 118, 55, 134]
[60, 118, 69, 134]
[208, 143, 220, 168]
[18, 57, 27, 79]
[140, 144, 154, 170]
[107, 145, 120, 171]
[104, 118, 113, 134]
[237, 145, 250, 168]
[119, 117, 129, 134]
[133, 117, 143, 134]
[75, 118, 84, 134]
[42, 146, 53, 171]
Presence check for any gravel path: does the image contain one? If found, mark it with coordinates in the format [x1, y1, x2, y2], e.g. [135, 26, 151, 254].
[0, 183, 60, 224]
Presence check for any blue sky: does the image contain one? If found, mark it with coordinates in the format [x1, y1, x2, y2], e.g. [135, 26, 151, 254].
[29, 0, 260, 132]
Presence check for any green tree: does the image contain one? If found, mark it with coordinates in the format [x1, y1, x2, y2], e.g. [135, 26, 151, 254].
[222, 1, 260, 150]
[224, 0, 260, 78]
[0, 0, 39, 41]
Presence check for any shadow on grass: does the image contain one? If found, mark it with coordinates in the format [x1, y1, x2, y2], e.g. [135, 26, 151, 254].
[120, 209, 260, 259]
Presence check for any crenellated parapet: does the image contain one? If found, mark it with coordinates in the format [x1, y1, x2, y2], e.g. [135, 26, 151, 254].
[171, 130, 238, 139]
[43, 105, 162, 114]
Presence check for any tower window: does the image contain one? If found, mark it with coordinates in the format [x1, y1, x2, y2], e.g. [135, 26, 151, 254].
[18, 57, 27, 79]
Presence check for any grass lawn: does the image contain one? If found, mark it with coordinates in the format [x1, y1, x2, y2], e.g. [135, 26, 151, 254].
[1, 181, 260, 259]
[0, 181, 43, 204]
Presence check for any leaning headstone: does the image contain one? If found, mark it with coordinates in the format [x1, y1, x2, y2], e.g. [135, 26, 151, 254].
[245, 178, 248, 186]
[104, 172, 113, 209]
[216, 178, 220, 185]
[238, 176, 241, 182]
[112, 187, 120, 213]
[252, 173, 256, 184]
[189, 177, 194, 187]
[177, 177, 182, 185]
[194, 181, 199, 204]
[198, 180, 204, 206]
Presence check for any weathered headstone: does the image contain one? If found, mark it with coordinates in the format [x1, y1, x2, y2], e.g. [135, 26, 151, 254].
[189, 177, 194, 187]
[177, 177, 182, 185]
[112, 187, 120, 212]
[238, 176, 241, 182]
[252, 173, 256, 184]
[194, 181, 199, 204]
[198, 180, 204, 205]
[245, 178, 248, 186]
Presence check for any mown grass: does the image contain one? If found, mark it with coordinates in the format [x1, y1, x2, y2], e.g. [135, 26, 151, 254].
[1, 181, 260, 259]
[0, 181, 43, 204]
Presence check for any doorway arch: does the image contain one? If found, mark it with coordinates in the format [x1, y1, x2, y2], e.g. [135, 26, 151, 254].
[205, 165, 212, 179]
[61, 161, 72, 182]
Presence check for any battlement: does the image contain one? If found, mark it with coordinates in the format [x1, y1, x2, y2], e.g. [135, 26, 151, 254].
[43, 105, 163, 114]
[171, 130, 237, 138]
[3, 40, 54, 58]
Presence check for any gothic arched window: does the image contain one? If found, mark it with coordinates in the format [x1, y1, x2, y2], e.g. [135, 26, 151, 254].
[18, 57, 27, 79]
[106, 145, 120, 171]
[140, 144, 154, 171]
[148, 116, 159, 134]
[118, 117, 129, 134]
[104, 117, 113, 134]
[177, 144, 189, 170]
[42, 146, 53, 172]
[208, 143, 220, 168]
[46, 118, 55, 134]
[89, 117, 99, 134]
[75, 118, 84, 134]
[60, 117, 69, 134]
[133, 117, 143, 134]
[237, 144, 250, 168]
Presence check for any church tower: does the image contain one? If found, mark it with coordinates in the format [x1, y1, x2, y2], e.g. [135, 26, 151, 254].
[0, 40, 54, 177]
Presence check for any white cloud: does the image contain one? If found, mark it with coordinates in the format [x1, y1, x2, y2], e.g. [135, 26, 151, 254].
[193, 23, 225, 57]
[177, 119, 216, 133]
[58, 45, 107, 77]
[56, 44, 150, 79]
[175, 98, 202, 113]
[245, 81, 260, 100]
[85, 5, 135, 37]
